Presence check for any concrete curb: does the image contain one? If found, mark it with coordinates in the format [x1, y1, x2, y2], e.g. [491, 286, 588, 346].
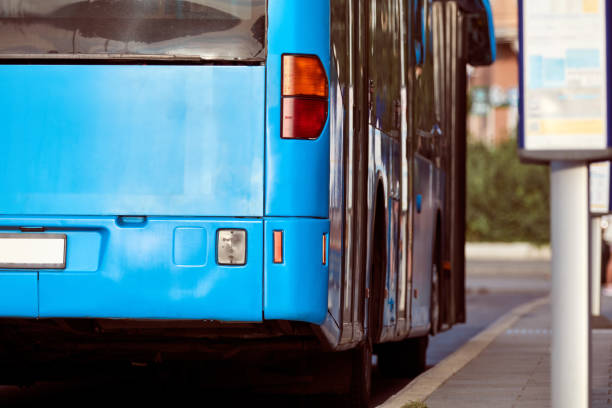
[466, 242, 551, 261]
[376, 296, 550, 408]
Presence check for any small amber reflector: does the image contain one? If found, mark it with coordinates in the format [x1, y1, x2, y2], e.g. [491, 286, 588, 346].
[322, 234, 327, 265]
[273, 230, 283, 264]
[283, 55, 328, 98]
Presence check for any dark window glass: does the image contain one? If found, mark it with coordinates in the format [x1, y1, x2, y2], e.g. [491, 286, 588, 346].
[370, 0, 401, 135]
[413, 0, 424, 64]
[0, 0, 266, 61]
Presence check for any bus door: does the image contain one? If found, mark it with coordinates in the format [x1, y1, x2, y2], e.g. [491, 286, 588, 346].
[440, 0, 496, 325]
[328, 0, 369, 346]
[443, 1, 469, 325]
[337, 0, 369, 343]
[348, 0, 370, 342]
[410, 0, 441, 332]
[368, 0, 404, 339]
[397, 0, 413, 338]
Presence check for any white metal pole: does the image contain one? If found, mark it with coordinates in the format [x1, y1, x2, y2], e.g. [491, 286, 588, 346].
[550, 161, 590, 408]
[591, 217, 602, 316]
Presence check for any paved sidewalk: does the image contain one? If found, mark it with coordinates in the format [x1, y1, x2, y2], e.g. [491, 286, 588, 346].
[424, 302, 612, 408]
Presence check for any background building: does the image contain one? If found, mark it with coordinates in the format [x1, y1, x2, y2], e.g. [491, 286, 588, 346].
[468, 0, 519, 145]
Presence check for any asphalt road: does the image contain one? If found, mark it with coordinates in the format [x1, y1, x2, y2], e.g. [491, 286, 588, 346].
[0, 262, 550, 407]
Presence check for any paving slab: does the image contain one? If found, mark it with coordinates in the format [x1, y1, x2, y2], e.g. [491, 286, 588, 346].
[423, 302, 612, 408]
[378, 287, 612, 408]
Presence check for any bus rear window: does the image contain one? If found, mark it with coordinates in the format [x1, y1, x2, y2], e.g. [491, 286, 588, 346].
[0, 0, 266, 62]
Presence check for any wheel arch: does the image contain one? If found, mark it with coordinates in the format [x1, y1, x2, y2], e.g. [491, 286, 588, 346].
[366, 177, 388, 343]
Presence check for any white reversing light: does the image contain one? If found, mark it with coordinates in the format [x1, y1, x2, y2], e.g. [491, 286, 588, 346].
[217, 229, 247, 266]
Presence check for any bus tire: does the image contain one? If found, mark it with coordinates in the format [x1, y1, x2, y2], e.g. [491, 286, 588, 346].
[376, 335, 429, 378]
[346, 338, 372, 408]
[344, 193, 384, 407]
[430, 257, 441, 336]
[430, 218, 442, 336]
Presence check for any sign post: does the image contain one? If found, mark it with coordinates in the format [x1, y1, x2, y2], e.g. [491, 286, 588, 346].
[549, 162, 589, 407]
[589, 161, 610, 316]
[520, 1, 612, 407]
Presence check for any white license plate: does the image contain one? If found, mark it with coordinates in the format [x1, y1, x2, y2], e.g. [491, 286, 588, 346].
[0, 234, 66, 269]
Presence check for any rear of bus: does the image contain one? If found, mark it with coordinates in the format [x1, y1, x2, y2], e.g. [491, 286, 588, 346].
[0, 1, 330, 332]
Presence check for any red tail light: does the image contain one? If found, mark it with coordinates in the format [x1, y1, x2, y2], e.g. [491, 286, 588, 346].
[281, 55, 329, 140]
[282, 98, 328, 141]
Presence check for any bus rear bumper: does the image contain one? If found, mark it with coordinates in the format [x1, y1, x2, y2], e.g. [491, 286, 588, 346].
[0, 217, 329, 325]
[263, 218, 329, 325]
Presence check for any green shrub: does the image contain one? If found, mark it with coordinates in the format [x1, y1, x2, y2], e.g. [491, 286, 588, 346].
[401, 402, 428, 408]
[466, 137, 550, 244]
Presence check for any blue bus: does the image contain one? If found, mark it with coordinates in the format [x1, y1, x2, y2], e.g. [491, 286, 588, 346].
[0, 0, 494, 404]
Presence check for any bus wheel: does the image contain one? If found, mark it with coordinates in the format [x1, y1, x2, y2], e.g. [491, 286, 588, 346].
[346, 338, 372, 408]
[430, 259, 440, 336]
[376, 335, 429, 378]
[430, 218, 442, 336]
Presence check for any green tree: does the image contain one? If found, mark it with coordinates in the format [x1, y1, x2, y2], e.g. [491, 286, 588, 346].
[466, 138, 550, 244]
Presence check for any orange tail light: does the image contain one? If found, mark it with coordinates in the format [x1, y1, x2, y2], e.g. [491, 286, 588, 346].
[281, 54, 329, 140]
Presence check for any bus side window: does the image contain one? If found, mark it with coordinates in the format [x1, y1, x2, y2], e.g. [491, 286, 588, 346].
[413, 0, 425, 65]
[370, 0, 402, 134]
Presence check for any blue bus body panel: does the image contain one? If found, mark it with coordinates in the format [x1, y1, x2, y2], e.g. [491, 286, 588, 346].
[481, 0, 497, 63]
[0, 273, 38, 318]
[0, 217, 263, 320]
[265, 0, 331, 218]
[0, 65, 264, 217]
[264, 218, 329, 324]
